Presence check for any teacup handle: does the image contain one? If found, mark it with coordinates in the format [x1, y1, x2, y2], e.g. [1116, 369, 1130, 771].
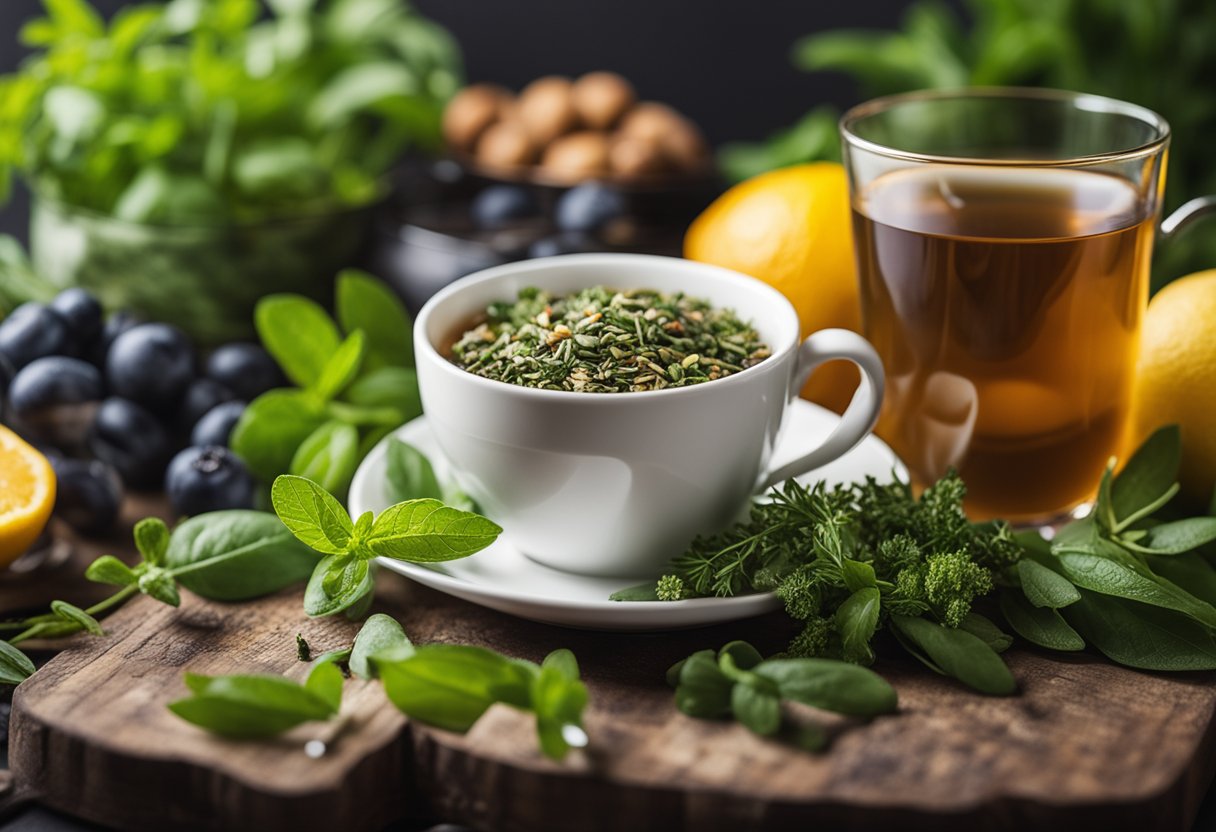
[758, 328, 886, 492]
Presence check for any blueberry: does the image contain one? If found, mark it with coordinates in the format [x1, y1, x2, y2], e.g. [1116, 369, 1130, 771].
[177, 378, 235, 432]
[527, 232, 603, 259]
[50, 288, 103, 346]
[106, 323, 195, 412]
[7, 357, 104, 449]
[191, 400, 246, 448]
[0, 303, 71, 369]
[471, 185, 541, 230]
[165, 446, 256, 517]
[0, 351, 13, 398]
[91, 310, 140, 363]
[89, 397, 172, 488]
[49, 457, 123, 536]
[554, 183, 627, 234]
[204, 343, 285, 401]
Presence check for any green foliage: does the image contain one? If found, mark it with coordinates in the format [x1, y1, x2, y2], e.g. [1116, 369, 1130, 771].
[0, 0, 461, 223]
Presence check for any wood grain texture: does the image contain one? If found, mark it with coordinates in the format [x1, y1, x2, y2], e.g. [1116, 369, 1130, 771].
[9, 562, 1216, 832]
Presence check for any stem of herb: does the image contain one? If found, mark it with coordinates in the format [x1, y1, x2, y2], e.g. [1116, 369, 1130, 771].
[4, 585, 140, 646]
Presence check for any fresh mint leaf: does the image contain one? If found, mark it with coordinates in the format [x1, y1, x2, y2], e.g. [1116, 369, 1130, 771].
[890, 614, 1016, 696]
[1016, 558, 1081, 609]
[1053, 548, 1216, 628]
[311, 330, 365, 402]
[835, 587, 880, 664]
[289, 420, 360, 496]
[133, 517, 169, 566]
[84, 555, 138, 587]
[137, 569, 181, 607]
[999, 591, 1085, 652]
[1063, 589, 1216, 671]
[304, 659, 345, 712]
[169, 672, 336, 738]
[271, 475, 354, 555]
[0, 639, 35, 685]
[531, 650, 589, 759]
[50, 600, 103, 636]
[336, 270, 414, 369]
[752, 658, 898, 716]
[164, 510, 321, 601]
[385, 440, 443, 503]
[232, 390, 328, 482]
[341, 367, 422, 423]
[350, 613, 413, 680]
[255, 295, 342, 388]
[367, 499, 502, 562]
[1140, 517, 1216, 554]
[1111, 425, 1182, 521]
[731, 683, 781, 736]
[304, 554, 373, 617]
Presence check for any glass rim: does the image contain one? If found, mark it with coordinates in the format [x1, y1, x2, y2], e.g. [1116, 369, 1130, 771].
[840, 87, 1171, 168]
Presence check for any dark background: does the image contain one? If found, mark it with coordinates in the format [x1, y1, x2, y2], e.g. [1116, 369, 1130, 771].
[0, 0, 924, 239]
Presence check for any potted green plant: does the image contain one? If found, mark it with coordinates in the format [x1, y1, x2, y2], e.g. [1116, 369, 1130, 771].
[0, 0, 461, 344]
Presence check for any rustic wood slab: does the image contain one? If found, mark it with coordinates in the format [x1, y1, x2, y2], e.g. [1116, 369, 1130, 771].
[7, 561, 1216, 832]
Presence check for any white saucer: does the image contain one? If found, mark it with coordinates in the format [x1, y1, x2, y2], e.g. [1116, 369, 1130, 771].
[348, 399, 906, 631]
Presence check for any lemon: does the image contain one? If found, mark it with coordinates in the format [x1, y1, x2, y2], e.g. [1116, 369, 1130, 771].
[685, 162, 861, 413]
[0, 425, 56, 567]
[1132, 269, 1216, 502]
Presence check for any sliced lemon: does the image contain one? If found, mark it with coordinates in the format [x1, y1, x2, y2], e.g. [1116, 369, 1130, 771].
[0, 425, 57, 567]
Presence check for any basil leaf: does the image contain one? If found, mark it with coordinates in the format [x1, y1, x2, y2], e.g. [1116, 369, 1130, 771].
[350, 613, 413, 680]
[304, 659, 345, 713]
[609, 582, 660, 602]
[1142, 517, 1216, 555]
[889, 615, 1016, 696]
[169, 673, 335, 738]
[752, 658, 898, 716]
[731, 683, 781, 736]
[164, 511, 322, 601]
[84, 554, 138, 587]
[50, 600, 103, 636]
[138, 569, 181, 607]
[304, 554, 373, 617]
[289, 421, 360, 496]
[1147, 553, 1216, 607]
[840, 559, 877, 591]
[674, 651, 734, 719]
[717, 641, 763, 672]
[231, 390, 328, 482]
[342, 367, 421, 423]
[835, 587, 880, 664]
[255, 295, 342, 388]
[531, 650, 589, 759]
[311, 330, 365, 402]
[385, 440, 442, 503]
[133, 517, 169, 565]
[1054, 548, 1216, 628]
[1064, 589, 1216, 671]
[1111, 424, 1181, 521]
[957, 612, 1013, 653]
[367, 499, 502, 562]
[0, 639, 36, 685]
[271, 475, 354, 555]
[376, 644, 534, 733]
[999, 591, 1085, 652]
[667, 648, 712, 688]
[336, 270, 414, 369]
[1017, 558, 1081, 609]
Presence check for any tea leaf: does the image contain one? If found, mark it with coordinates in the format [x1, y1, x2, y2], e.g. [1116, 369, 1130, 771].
[385, 440, 443, 504]
[350, 613, 413, 680]
[336, 270, 414, 369]
[1000, 591, 1085, 651]
[1064, 590, 1216, 671]
[271, 475, 354, 555]
[1017, 558, 1081, 609]
[1111, 425, 1182, 521]
[367, 499, 502, 562]
[255, 295, 342, 388]
[890, 614, 1016, 696]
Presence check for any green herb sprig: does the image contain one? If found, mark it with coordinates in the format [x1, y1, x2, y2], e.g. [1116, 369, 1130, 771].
[232, 269, 422, 496]
[450, 286, 772, 393]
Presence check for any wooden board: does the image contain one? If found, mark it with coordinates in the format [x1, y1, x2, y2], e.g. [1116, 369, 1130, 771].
[7, 561, 1216, 832]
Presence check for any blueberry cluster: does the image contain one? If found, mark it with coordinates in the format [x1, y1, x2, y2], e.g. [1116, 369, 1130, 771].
[0, 289, 286, 533]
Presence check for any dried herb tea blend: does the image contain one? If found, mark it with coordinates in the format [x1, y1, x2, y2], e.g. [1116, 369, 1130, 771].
[450, 286, 771, 392]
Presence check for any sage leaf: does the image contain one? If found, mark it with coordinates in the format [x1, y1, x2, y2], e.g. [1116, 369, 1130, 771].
[958, 612, 1013, 653]
[0, 639, 36, 685]
[1054, 548, 1216, 628]
[133, 517, 169, 565]
[674, 651, 734, 719]
[835, 587, 881, 663]
[255, 295, 341, 388]
[289, 420, 360, 496]
[890, 614, 1016, 696]
[138, 569, 181, 607]
[1017, 558, 1081, 608]
[336, 270, 414, 369]
[1141, 517, 1216, 555]
[1064, 589, 1216, 671]
[84, 555, 138, 587]
[304, 554, 373, 617]
[310, 330, 365, 402]
[609, 582, 659, 602]
[169, 673, 335, 738]
[271, 475, 354, 555]
[385, 440, 442, 503]
[999, 591, 1085, 652]
[350, 613, 413, 680]
[50, 601, 103, 636]
[1111, 424, 1181, 521]
[342, 367, 421, 423]
[731, 683, 781, 736]
[367, 499, 502, 562]
[164, 511, 321, 601]
[304, 659, 345, 712]
[232, 390, 328, 482]
[752, 658, 898, 716]
[375, 644, 535, 732]
[1147, 553, 1216, 607]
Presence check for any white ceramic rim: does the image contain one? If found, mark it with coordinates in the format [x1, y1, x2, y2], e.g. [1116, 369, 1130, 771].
[414, 252, 803, 403]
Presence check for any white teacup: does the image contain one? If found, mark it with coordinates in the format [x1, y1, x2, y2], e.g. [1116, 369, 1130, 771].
[415, 254, 885, 578]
